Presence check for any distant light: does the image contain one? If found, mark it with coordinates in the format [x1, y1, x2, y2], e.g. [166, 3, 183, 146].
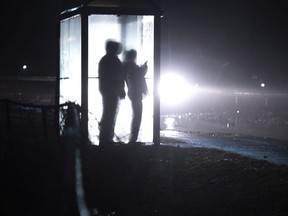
[159, 73, 194, 105]
[22, 65, 27, 70]
[237, 110, 240, 114]
[261, 83, 265, 88]
[165, 117, 175, 130]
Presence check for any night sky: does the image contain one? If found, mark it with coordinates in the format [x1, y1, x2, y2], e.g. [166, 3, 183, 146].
[2, 0, 288, 91]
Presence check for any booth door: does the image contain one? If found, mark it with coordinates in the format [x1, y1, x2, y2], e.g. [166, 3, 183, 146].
[88, 14, 154, 144]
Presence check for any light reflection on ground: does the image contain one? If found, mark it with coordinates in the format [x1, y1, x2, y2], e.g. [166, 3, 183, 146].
[160, 111, 288, 165]
[161, 130, 288, 165]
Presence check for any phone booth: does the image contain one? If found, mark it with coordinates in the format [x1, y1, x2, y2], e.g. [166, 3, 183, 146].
[57, 0, 162, 144]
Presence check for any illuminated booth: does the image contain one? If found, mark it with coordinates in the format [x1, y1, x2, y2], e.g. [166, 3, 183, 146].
[57, 0, 162, 144]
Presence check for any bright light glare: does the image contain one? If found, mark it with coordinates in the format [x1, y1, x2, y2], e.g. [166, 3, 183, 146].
[165, 117, 175, 130]
[159, 73, 194, 105]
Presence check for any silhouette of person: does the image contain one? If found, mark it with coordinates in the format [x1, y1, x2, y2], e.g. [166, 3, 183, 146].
[98, 40, 125, 144]
[123, 49, 148, 142]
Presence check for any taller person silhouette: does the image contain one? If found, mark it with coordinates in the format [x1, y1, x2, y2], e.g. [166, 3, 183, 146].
[98, 40, 125, 145]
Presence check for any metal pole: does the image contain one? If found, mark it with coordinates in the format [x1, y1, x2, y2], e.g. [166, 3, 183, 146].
[153, 14, 161, 145]
[81, 12, 89, 143]
[55, 15, 61, 141]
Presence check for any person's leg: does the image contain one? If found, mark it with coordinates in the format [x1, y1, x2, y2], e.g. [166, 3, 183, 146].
[130, 99, 143, 142]
[99, 96, 119, 143]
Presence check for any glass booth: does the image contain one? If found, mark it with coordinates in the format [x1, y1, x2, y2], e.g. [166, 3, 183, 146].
[58, 1, 162, 144]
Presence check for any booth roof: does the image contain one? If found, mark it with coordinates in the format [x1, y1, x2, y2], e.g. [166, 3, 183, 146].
[61, 0, 162, 13]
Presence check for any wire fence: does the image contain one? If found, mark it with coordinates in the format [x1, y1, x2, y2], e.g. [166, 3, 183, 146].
[0, 99, 71, 145]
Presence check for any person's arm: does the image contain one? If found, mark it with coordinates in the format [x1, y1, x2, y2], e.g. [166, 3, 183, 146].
[140, 61, 148, 76]
[119, 61, 126, 99]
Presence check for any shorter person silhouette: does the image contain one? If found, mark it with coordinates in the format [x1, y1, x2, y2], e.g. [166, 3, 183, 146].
[123, 49, 148, 143]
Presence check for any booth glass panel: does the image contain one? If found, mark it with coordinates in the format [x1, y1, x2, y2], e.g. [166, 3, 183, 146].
[59, 15, 82, 105]
[88, 15, 154, 144]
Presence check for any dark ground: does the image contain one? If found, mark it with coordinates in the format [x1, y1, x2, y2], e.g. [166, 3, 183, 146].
[1, 136, 288, 216]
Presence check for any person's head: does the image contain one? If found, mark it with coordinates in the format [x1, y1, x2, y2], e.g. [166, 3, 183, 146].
[105, 40, 122, 55]
[125, 49, 137, 62]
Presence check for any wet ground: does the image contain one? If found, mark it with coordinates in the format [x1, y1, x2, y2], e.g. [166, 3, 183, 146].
[161, 130, 288, 165]
[2, 132, 288, 215]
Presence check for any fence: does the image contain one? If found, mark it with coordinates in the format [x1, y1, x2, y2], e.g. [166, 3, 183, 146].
[0, 99, 70, 145]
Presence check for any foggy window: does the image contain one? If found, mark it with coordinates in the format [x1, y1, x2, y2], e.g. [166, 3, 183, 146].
[60, 15, 82, 105]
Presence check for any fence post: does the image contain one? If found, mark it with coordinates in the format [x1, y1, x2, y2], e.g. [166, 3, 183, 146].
[5, 99, 11, 135]
[42, 107, 48, 141]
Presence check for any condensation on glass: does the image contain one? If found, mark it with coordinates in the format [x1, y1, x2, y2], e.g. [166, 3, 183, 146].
[60, 15, 82, 105]
[60, 14, 154, 144]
